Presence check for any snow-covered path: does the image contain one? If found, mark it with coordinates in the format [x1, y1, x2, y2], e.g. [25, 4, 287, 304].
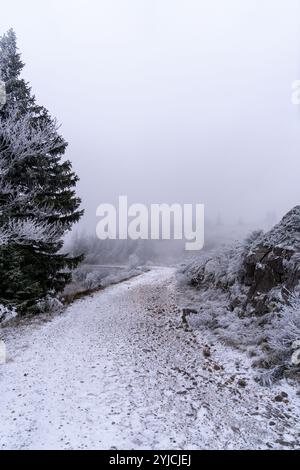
[0, 268, 299, 450]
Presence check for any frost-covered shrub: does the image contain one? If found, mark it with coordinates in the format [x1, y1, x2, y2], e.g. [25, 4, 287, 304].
[262, 297, 300, 367]
[61, 265, 106, 300]
[62, 262, 148, 304]
[0, 304, 17, 323]
[84, 271, 105, 290]
[36, 296, 63, 314]
[128, 253, 140, 269]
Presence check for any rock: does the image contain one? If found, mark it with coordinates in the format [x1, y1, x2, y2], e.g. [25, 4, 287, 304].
[292, 339, 300, 350]
[291, 349, 300, 366]
[237, 379, 247, 388]
[239, 206, 300, 315]
[182, 308, 197, 325]
[274, 394, 284, 402]
[203, 347, 211, 358]
[185, 206, 300, 317]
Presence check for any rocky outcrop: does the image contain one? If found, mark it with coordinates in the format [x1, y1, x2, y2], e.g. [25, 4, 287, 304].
[239, 206, 300, 315]
[181, 207, 300, 382]
[184, 206, 300, 317]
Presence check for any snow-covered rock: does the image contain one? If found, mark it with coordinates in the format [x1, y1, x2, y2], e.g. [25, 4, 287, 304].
[292, 339, 300, 350]
[240, 206, 300, 315]
[291, 349, 300, 366]
[184, 206, 300, 316]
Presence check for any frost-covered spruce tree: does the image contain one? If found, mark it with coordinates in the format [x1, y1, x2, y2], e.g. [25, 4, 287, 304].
[0, 30, 83, 313]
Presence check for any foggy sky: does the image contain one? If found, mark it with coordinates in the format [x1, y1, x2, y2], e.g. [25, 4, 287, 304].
[1, 0, 300, 231]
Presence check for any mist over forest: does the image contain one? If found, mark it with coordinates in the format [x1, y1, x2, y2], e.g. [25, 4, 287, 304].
[2, 0, 300, 239]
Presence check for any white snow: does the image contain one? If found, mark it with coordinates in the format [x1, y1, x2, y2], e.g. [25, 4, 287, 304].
[0, 268, 299, 450]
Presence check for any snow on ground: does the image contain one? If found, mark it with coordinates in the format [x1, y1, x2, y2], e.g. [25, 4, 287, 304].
[0, 268, 299, 450]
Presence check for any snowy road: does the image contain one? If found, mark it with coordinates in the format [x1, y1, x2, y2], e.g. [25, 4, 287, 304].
[0, 268, 299, 449]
